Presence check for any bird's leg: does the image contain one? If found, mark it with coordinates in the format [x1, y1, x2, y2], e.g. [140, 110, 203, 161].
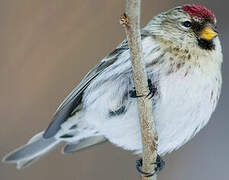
[129, 79, 156, 99]
[136, 155, 165, 177]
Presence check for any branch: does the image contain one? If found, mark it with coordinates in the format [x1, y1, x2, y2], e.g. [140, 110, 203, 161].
[120, 1, 158, 180]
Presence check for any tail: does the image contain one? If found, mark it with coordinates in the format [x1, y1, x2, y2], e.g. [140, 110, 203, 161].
[62, 135, 106, 154]
[2, 132, 61, 169]
[3, 132, 106, 169]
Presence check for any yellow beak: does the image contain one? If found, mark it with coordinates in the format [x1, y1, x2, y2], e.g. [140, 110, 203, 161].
[200, 26, 218, 41]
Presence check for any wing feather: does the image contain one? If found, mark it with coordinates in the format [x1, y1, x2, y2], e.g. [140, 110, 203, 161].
[43, 53, 121, 138]
[43, 32, 150, 139]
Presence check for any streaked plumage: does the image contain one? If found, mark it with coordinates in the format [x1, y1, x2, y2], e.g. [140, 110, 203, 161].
[3, 4, 222, 169]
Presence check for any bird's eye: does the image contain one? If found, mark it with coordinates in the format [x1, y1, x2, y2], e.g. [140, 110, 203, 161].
[183, 21, 192, 28]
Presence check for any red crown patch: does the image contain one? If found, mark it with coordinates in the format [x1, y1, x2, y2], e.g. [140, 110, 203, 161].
[182, 4, 215, 20]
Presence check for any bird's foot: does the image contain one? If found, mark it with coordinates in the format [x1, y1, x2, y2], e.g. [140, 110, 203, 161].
[146, 79, 157, 99]
[136, 155, 165, 177]
[129, 79, 157, 99]
[129, 87, 144, 98]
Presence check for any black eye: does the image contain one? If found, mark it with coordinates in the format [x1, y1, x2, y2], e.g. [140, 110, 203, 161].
[183, 21, 192, 28]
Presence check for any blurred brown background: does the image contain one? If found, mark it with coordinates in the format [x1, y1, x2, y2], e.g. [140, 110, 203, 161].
[0, 0, 228, 180]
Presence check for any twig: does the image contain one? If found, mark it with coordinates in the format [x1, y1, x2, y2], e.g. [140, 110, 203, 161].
[120, 1, 158, 180]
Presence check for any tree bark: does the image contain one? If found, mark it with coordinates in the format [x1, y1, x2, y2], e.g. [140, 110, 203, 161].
[120, 1, 158, 180]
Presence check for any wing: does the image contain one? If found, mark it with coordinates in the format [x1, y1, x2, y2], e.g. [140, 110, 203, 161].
[43, 30, 151, 139]
[43, 41, 129, 139]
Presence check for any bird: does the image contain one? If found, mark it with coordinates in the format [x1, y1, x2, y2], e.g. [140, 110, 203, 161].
[3, 4, 222, 174]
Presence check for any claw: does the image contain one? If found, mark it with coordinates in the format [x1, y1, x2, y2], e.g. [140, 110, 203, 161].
[129, 88, 144, 98]
[146, 79, 157, 99]
[129, 79, 157, 99]
[136, 155, 165, 177]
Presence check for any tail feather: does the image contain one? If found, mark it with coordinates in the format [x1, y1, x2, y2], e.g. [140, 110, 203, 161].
[3, 132, 61, 169]
[63, 136, 106, 154]
[16, 157, 40, 169]
[3, 133, 106, 168]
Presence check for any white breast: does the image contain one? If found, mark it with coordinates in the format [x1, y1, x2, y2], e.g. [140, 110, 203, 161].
[155, 63, 220, 155]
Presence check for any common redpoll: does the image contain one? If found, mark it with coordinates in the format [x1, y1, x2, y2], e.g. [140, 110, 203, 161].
[3, 4, 222, 173]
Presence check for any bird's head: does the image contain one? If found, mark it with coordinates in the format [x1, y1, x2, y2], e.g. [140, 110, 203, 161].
[146, 4, 220, 55]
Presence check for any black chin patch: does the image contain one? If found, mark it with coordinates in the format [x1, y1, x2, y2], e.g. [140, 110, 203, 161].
[198, 38, 215, 50]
